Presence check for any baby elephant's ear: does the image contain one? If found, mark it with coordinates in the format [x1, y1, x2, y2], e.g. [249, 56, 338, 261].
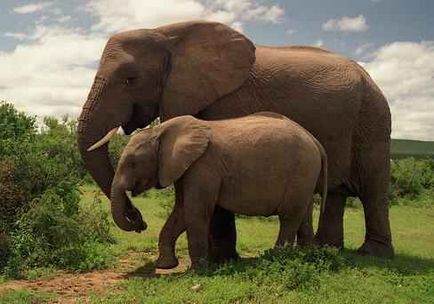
[157, 116, 211, 187]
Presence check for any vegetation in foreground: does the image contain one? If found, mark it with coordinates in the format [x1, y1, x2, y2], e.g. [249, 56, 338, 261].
[2, 186, 434, 303]
[1, 102, 434, 303]
[0, 103, 114, 277]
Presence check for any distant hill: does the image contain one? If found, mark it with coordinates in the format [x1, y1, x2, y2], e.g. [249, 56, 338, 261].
[391, 139, 434, 159]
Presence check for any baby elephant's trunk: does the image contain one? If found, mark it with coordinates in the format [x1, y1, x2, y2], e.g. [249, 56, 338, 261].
[110, 181, 147, 233]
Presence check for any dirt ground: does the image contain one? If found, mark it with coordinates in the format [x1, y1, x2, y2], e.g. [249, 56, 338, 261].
[0, 252, 190, 303]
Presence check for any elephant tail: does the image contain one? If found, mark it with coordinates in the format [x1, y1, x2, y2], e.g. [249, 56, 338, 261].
[313, 138, 328, 215]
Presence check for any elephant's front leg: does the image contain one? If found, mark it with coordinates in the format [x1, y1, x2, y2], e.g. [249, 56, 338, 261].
[184, 175, 220, 269]
[156, 183, 186, 269]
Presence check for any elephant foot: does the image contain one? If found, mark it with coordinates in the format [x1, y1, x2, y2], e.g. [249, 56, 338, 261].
[296, 234, 315, 247]
[190, 257, 210, 271]
[314, 234, 343, 249]
[155, 255, 179, 269]
[208, 247, 239, 264]
[357, 239, 394, 258]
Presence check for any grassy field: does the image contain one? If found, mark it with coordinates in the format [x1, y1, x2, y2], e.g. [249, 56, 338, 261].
[1, 185, 434, 303]
[391, 139, 434, 159]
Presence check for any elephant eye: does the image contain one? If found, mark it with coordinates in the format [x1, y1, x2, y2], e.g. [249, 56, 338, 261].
[124, 77, 136, 87]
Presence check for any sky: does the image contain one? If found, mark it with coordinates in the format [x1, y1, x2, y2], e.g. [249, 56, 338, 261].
[0, 0, 433, 140]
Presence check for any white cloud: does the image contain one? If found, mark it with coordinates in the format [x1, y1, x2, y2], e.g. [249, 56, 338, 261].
[0, 26, 106, 117]
[3, 2, 433, 142]
[1, 0, 284, 119]
[354, 42, 375, 56]
[362, 41, 434, 140]
[313, 39, 324, 47]
[4, 32, 28, 40]
[209, 0, 283, 24]
[87, 0, 284, 33]
[322, 15, 368, 32]
[56, 15, 72, 23]
[13, 2, 53, 14]
[286, 29, 296, 35]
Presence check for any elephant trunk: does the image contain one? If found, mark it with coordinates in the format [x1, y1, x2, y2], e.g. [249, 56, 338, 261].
[77, 76, 145, 232]
[110, 180, 147, 232]
[77, 76, 114, 199]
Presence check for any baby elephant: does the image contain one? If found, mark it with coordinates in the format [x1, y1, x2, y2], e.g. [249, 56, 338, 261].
[111, 112, 327, 269]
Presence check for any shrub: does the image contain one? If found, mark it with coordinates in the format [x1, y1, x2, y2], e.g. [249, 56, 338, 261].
[0, 103, 36, 231]
[0, 103, 115, 276]
[0, 231, 10, 269]
[390, 158, 434, 206]
[79, 195, 115, 244]
[4, 188, 115, 274]
[0, 159, 32, 230]
[0, 102, 35, 151]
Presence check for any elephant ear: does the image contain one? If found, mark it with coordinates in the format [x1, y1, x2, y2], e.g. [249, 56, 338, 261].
[157, 116, 211, 187]
[157, 21, 256, 120]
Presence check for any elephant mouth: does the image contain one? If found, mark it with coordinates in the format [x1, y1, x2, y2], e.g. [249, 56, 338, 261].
[122, 120, 142, 135]
[131, 177, 158, 197]
[123, 104, 158, 135]
[87, 104, 158, 151]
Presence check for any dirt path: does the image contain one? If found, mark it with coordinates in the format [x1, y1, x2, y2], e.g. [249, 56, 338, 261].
[0, 252, 190, 303]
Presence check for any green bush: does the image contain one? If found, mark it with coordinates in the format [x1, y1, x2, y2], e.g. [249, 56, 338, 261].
[79, 195, 115, 244]
[390, 158, 434, 206]
[0, 103, 115, 277]
[4, 187, 115, 275]
[0, 231, 10, 269]
[0, 159, 32, 230]
[0, 102, 35, 151]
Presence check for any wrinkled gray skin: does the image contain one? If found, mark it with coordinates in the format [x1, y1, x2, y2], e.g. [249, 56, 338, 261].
[111, 113, 328, 269]
[77, 20, 393, 259]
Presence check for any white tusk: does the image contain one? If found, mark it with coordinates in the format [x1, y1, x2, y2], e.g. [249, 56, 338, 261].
[87, 127, 119, 151]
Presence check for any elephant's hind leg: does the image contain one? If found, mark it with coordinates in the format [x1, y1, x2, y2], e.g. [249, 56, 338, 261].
[315, 192, 347, 248]
[296, 200, 314, 247]
[357, 142, 394, 257]
[276, 193, 312, 248]
[275, 214, 299, 248]
[208, 206, 239, 263]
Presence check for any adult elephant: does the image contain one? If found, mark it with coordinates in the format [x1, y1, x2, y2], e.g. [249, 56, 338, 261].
[77, 21, 394, 259]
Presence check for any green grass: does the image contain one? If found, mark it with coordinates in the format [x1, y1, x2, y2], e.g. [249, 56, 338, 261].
[87, 185, 434, 303]
[0, 289, 55, 304]
[391, 139, 434, 159]
[2, 185, 434, 303]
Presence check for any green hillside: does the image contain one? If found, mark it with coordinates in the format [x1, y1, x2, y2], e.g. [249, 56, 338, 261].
[391, 139, 434, 159]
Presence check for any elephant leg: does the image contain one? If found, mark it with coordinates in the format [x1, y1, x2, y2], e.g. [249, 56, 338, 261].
[315, 192, 347, 248]
[357, 143, 394, 257]
[275, 214, 298, 248]
[156, 183, 186, 269]
[296, 200, 314, 247]
[185, 202, 218, 269]
[208, 206, 239, 263]
[155, 205, 185, 269]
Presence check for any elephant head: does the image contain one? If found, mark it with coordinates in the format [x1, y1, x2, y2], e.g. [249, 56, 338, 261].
[77, 21, 255, 231]
[111, 116, 211, 224]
